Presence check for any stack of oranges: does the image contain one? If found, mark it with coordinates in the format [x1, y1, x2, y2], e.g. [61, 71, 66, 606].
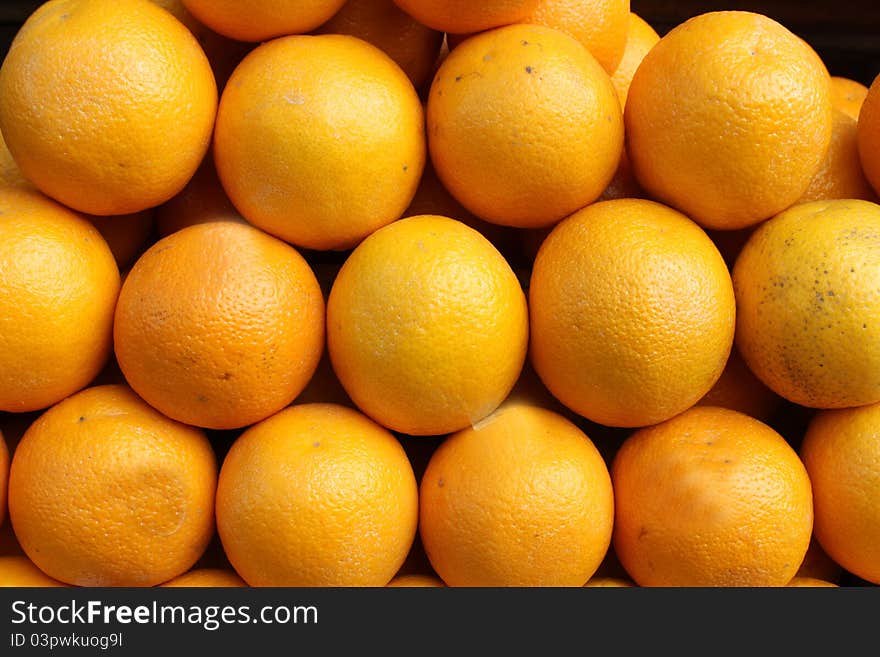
[0, 0, 878, 589]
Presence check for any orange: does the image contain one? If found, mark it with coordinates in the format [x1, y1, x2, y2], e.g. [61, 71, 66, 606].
[0, 0, 217, 216]
[0, 556, 66, 587]
[149, 0, 253, 90]
[696, 346, 782, 423]
[610, 12, 660, 107]
[521, 0, 630, 74]
[0, 431, 7, 528]
[786, 577, 838, 588]
[315, 0, 445, 90]
[216, 403, 418, 587]
[733, 199, 880, 409]
[529, 199, 735, 428]
[0, 132, 157, 269]
[427, 23, 623, 228]
[214, 34, 425, 251]
[161, 568, 248, 587]
[796, 536, 842, 584]
[830, 76, 869, 121]
[327, 215, 528, 436]
[625, 11, 833, 230]
[8, 384, 217, 587]
[584, 577, 635, 587]
[387, 574, 446, 587]
[0, 187, 120, 413]
[114, 221, 325, 430]
[391, 0, 540, 34]
[155, 150, 243, 238]
[857, 74, 880, 196]
[0, 132, 29, 189]
[611, 406, 813, 587]
[419, 402, 614, 587]
[598, 150, 645, 202]
[797, 106, 877, 204]
[800, 402, 880, 584]
[181, 0, 346, 41]
[515, 104, 643, 261]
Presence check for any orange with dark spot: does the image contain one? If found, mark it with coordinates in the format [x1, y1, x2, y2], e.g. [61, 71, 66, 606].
[114, 221, 325, 430]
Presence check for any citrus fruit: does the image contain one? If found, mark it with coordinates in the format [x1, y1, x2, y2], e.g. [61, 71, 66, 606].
[0, 133, 157, 269]
[787, 577, 838, 587]
[584, 577, 635, 587]
[0, 556, 66, 587]
[598, 150, 646, 202]
[857, 73, 880, 196]
[419, 402, 614, 587]
[427, 23, 623, 228]
[161, 568, 248, 587]
[796, 536, 842, 583]
[391, 0, 540, 34]
[0, 187, 120, 413]
[0, 131, 29, 189]
[387, 574, 446, 587]
[696, 346, 782, 423]
[800, 402, 880, 584]
[625, 10, 833, 230]
[797, 106, 876, 204]
[733, 199, 880, 408]
[8, 384, 217, 587]
[610, 12, 660, 107]
[521, 0, 630, 74]
[611, 406, 814, 587]
[155, 150, 242, 237]
[216, 403, 419, 587]
[327, 215, 528, 436]
[214, 34, 425, 251]
[149, 0, 253, 90]
[181, 0, 347, 41]
[0, 431, 7, 528]
[529, 199, 735, 428]
[830, 76, 868, 121]
[114, 221, 325, 430]
[315, 0, 445, 90]
[0, 0, 217, 215]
